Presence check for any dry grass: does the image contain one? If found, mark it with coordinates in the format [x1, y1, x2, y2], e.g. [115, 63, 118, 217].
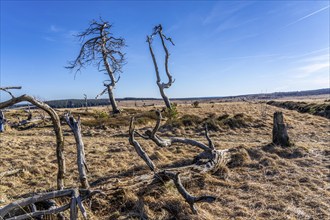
[0, 100, 329, 219]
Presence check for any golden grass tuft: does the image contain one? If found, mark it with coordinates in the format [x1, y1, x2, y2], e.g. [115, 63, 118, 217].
[1, 99, 329, 219]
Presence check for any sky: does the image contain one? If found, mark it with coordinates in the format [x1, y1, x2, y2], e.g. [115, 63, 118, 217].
[0, 0, 329, 101]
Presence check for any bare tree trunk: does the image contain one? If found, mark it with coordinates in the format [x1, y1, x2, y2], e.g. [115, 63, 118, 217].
[65, 114, 90, 189]
[0, 110, 5, 132]
[106, 85, 120, 114]
[158, 83, 172, 109]
[83, 94, 88, 112]
[272, 112, 290, 147]
[147, 25, 175, 110]
[0, 95, 65, 189]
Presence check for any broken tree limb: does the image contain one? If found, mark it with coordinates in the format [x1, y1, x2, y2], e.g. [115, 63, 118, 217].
[163, 171, 216, 214]
[0, 169, 24, 178]
[65, 113, 90, 189]
[133, 111, 233, 174]
[129, 116, 220, 214]
[0, 86, 22, 98]
[129, 117, 156, 172]
[138, 111, 212, 152]
[0, 189, 73, 218]
[0, 94, 65, 190]
[0, 189, 102, 220]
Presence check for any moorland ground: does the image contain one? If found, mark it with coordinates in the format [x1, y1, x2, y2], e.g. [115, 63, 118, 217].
[0, 98, 329, 219]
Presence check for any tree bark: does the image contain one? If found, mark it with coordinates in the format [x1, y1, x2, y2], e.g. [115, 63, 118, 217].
[65, 114, 90, 189]
[0, 95, 65, 189]
[158, 83, 172, 109]
[272, 112, 290, 147]
[106, 85, 120, 114]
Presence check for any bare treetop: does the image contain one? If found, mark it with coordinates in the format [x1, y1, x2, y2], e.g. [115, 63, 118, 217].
[147, 24, 175, 109]
[66, 19, 126, 79]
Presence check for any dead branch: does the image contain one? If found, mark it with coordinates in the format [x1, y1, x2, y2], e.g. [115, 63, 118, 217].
[0, 189, 102, 220]
[129, 117, 156, 172]
[0, 86, 22, 98]
[65, 113, 90, 189]
[129, 116, 220, 214]
[138, 111, 212, 152]
[67, 18, 125, 114]
[0, 95, 65, 190]
[147, 24, 175, 109]
[0, 169, 24, 178]
[162, 171, 216, 214]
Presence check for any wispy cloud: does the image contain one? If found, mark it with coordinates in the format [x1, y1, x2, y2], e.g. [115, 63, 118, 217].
[290, 51, 329, 79]
[217, 54, 278, 61]
[49, 25, 62, 33]
[215, 17, 258, 33]
[285, 4, 329, 27]
[43, 24, 77, 42]
[42, 36, 56, 42]
[203, 1, 254, 25]
[297, 62, 329, 76]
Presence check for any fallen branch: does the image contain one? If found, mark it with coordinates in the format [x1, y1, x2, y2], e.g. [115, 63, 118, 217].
[0, 94, 65, 190]
[0, 169, 24, 178]
[0, 86, 22, 98]
[129, 116, 218, 214]
[135, 111, 231, 174]
[0, 189, 102, 219]
[64, 113, 90, 189]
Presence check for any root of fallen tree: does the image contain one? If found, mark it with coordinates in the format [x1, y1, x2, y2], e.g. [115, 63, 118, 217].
[128, 110, 241, 214]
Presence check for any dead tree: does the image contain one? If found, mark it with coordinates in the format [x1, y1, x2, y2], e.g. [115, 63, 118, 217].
[0, 94, 65, 190]
[147, 25, 175, 110]
[0, 188, 102, 219]
[65, 113, 90, 189]
[83, 94, 88, 111]
[128, 111, 243, 214]
[129, 117, 217, 214]
[134, 111, 231, 173]
[67, 18, 126, 114]
[272, 112, 290, 147]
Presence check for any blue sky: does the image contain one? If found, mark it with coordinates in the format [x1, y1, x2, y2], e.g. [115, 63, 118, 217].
[1, 0, 329, 101]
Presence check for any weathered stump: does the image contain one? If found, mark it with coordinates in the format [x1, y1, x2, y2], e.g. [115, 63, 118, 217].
[65, 113, 90, 189]
[272, 112, 290, 147]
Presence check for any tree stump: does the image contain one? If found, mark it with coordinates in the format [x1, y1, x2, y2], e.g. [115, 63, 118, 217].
[272, 112, 290, 147]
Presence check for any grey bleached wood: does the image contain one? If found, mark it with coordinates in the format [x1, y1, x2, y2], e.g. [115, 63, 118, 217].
[0, 189, 102, 220]
[0, 189, 73, 218]
[163, 171, 216, 214]
[0, 86, 22, 98]
[0, 94, 65, 190]
[147, 25, 175, 109]
[129, 117, 156, 172]
[129, 116, 218, 214]
[65, 113, 90, 189]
